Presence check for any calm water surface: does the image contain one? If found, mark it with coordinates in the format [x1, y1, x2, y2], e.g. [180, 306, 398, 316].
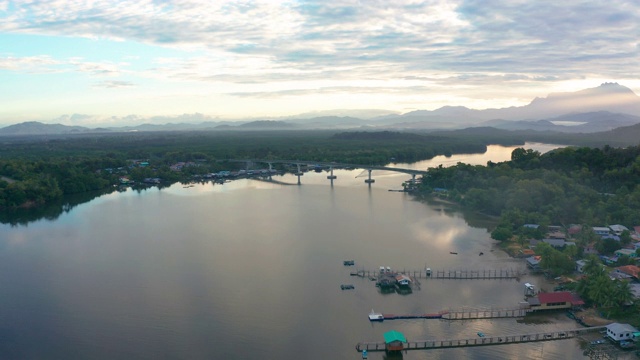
[1, 143, 594, 359]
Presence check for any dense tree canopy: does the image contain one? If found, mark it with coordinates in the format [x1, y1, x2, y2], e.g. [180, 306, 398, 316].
[419, 145, 640, 230]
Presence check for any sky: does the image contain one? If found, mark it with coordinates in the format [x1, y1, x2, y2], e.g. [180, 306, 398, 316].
[1, 0, 639, 126]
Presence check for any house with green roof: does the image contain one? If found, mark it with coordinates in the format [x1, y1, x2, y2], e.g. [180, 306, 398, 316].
[384, 330, 406, 352]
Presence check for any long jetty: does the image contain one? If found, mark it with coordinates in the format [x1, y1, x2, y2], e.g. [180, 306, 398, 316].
[441, 307, 531, 320]
[356, 326, 606, 352]
[376, 306, 531, 321]
[351, 268, 522, 280]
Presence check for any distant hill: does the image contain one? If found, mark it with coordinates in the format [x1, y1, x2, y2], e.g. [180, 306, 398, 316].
[480, 111, 640, 133]
[3, 83, 640, 134]
[378, 83, 640, 126]
[236, 120, 296, 129]
[0, 121, 94, 135]
[285, 116, 368, 129]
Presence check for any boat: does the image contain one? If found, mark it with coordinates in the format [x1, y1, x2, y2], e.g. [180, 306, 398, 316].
[477, 332, 485, 337]
[450, 251, 458, 255]
[343, 260, 355, 266]
[368, 309, 384, 322]
[590, 339, 606, 345]
[479, 252, 484, 256]
[620, 340, 634, 349]
[362, 349, 368, 359]
[340, 284, 355, 290]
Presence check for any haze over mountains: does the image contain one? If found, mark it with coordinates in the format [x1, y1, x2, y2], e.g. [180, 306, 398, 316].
[2, 83, 640, 135]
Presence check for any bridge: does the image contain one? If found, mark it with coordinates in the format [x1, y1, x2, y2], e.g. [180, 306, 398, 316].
[223, 159, 428, 185]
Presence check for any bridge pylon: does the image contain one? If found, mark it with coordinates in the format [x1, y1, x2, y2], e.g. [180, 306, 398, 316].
[364, 169, 375, 185]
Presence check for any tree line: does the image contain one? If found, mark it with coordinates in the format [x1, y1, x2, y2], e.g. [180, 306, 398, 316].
[0, 130, 514, 210]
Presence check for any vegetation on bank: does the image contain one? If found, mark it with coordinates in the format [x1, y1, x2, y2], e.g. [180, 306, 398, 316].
[0, 130, 513, 210]
[419, 145, 640, 324]
[420, 145, 640, 231]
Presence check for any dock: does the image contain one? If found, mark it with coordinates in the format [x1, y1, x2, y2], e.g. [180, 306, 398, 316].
[380, 312, 445, 320]
[351, 268, 522, 280]
[356, 326, 606, 352]
[441, 307, 531, 320]
[372, 306, 531, 322]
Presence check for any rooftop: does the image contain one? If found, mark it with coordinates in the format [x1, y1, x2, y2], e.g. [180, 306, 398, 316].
[537, 291, 584, 306]
[384, 330, 407, 344]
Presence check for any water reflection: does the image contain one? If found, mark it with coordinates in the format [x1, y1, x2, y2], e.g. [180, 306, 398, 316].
[1, 142, 592, 360]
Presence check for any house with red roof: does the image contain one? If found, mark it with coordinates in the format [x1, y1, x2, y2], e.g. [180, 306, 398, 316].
[615, 265, 640, 280]
[527, 291, 585, 311]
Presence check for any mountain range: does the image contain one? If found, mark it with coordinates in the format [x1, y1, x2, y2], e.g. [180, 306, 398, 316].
[2, 82, 640, 135]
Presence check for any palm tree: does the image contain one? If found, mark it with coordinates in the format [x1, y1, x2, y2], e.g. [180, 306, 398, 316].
[575, 277, 591, 301]
[612, 280, 634, 308]
[582, 255, 603, 277]
[588, 274, 614, 310]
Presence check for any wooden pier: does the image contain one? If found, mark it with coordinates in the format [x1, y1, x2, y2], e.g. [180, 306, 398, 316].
[374, 306, 531, 322]
[441, 307, 531, 320]
[356, 326, 606, 352]
[351, 268, 522, 280]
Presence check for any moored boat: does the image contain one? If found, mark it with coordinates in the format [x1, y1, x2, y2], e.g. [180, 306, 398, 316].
[368, 309, 384, 322]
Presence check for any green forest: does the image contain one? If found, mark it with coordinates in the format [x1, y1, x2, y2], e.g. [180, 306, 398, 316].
[418, 145, 640, 231]
[0, 130, 512, 209]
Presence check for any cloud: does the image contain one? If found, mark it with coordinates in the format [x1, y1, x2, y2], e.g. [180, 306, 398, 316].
[0, 55, 126, 77]
[0, 55, 63, 73]
[93, 80, 135, 88]
[1, 0, 639, 118]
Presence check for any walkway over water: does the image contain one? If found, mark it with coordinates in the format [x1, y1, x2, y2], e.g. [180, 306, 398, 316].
[356, 326, 606, 352]
[352, 268, 523, 280]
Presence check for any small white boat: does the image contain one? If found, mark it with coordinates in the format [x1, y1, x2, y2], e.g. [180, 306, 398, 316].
[368, 309, 384, 322]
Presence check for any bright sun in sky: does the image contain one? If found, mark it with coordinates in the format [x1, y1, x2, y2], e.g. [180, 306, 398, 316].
[1, 0, 639, 126]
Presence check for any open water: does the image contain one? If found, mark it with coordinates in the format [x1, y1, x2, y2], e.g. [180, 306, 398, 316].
[0, 143, 597, 359]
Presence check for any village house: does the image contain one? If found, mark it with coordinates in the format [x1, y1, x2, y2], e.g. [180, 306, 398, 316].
[609, 224, 629, 236]
[576, 260, 587, 273]
[531, 239, 575, 248]
[383, 330, 406, 352]
[583, 242, 599, 255]
[526, 256, 541, 271]
[527, 291, 585, 311]
[606, 323, 638, 342]
[614, 265, 640, 280]
[568, 224, 582, 236]
[593, 227, 611, 236]
[547, 231, 566, 239]
[395, 274, 411, 287]
[615, 248, 637, 258]
[602, 234, 621, 242]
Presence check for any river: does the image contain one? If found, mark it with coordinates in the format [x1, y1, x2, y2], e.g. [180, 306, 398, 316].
[0, 143, 596, 359]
